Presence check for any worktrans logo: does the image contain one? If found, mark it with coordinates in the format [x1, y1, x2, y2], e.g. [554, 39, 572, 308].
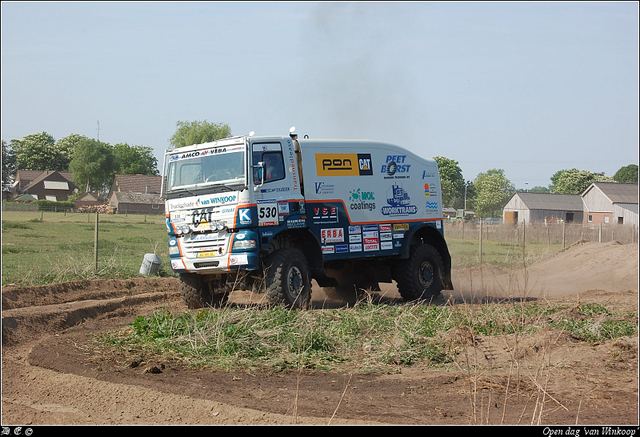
[381, 185, 418, 216]
[315, 154, 373, 177]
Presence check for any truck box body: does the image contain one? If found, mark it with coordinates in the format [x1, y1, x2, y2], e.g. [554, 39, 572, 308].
[297, 139, 443, 259]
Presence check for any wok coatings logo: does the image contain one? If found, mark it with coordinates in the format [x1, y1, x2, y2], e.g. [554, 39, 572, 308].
[349, 188, 376, 211]
[315, 154, 373, 177]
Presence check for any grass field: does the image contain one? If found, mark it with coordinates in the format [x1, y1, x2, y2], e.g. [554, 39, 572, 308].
[3, 210, 562, 287]
[1, 211, 171, 286]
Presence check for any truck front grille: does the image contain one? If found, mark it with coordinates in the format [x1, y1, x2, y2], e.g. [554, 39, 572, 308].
[181, 232, 229, 259]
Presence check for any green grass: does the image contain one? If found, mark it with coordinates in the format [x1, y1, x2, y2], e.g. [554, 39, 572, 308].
[96, 300, 635, 374]
[3, 210, 566, 287]
[1, 210, 172, 286]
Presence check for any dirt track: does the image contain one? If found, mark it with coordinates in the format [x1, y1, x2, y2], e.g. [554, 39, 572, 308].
[2, 241, 638, 425]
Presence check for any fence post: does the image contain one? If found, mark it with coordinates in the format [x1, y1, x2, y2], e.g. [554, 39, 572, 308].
[94, 213, 99, 271]
[562, 221, 566, 249]
[599, 223, 602, 243]
[478, 219, 483, 264]
[522, 220, 526, 255]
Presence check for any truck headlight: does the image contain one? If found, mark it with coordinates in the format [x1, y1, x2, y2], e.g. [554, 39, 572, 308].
[233, 239, 256, 250]
[175, 225, 191, 235]
[169, 246, 180, 255]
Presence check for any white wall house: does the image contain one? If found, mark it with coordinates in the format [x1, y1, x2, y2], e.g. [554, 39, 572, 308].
[582, 182, 638, 226]
[503, 193, 584, 225]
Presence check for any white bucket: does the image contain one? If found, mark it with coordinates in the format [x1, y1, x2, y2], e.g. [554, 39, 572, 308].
[140, 253, 162, 275]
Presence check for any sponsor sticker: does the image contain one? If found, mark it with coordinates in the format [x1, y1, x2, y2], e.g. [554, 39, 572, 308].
[349, 234, 362, 243]
[381, 185, 418, 216]
[364, 243, 379, 252]
[229, 254, 248, 265]
[315, 154, 373, 177]
[381, 155, 411, 178]
[335, 244, 349, 254]
[238, 208, 251, 224]
[381, 241, 394, 250]
[321, 228, 345, 243]
[314, 181, 335, 195]
[312, 205, 339, 223]
[363, 230, 379, 239]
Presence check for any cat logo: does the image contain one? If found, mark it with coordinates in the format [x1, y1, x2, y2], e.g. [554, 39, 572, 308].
[315, 153, 373, 176]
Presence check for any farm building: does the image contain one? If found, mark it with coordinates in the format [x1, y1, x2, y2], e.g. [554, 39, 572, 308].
[74, 192, 106, 209]
[503, 192, 584, 225]
[11, 170, 78, 201]
[107, 174, 163, 214]
[581, 182, 638, 226]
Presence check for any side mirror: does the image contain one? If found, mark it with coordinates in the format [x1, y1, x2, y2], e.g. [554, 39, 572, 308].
[253, 162, 265, 192]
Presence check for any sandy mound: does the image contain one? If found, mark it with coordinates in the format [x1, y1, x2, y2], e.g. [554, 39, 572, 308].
[450, 241, 638, 301]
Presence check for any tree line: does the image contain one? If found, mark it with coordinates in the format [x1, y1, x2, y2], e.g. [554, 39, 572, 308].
[2, 133, 159, 195]
[3, 121, 637, 218]
[1, 120, 231, 196]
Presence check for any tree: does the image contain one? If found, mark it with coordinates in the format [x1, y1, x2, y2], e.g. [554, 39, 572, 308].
[113, 143, 159, 175]
[11, 132, 68, 171]
[550, 169, 598, 194]
[55, 133, 88, 168]
[2, 139, 17, 183]
[69, 138, 117, 193]
[613, 164, 638, 184]
[433, 156, 465, 208]
[169, 120, 232, 149]
[473, 169, 515, 218]
[518, 186, 550, 193]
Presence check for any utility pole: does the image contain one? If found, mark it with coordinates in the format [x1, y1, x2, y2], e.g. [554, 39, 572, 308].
[96, 120, 100, 142]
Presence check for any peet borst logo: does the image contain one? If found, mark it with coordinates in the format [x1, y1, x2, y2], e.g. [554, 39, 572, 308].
[315, 154, 373, 176]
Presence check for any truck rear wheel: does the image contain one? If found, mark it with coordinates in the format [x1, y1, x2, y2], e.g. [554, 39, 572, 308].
[179, 273, 228, 309]
[396, 244, 444, 301]
[264, 248, 311, 310]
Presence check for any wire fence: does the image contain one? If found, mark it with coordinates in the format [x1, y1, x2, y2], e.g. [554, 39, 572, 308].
[444, 221, 639, 246]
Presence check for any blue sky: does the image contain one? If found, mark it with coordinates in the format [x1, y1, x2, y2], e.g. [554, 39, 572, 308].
[2, 2, 638, 189]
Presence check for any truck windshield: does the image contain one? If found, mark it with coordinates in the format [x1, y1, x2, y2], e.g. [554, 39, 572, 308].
[166, 146, 245, 194]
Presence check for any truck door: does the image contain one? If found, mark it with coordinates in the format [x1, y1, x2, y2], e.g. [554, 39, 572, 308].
[251, 141, 302, 247]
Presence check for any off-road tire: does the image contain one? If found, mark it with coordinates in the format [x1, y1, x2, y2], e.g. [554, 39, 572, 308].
[179, 273, 228, 309]
[396, 244, 444, 301]
[264, 248, 311, 310]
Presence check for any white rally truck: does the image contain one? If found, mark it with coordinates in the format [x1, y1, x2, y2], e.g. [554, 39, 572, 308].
[162, 130, 453, 309]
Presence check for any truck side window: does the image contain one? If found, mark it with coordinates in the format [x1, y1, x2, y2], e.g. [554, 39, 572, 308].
[253, 151, 285, 183]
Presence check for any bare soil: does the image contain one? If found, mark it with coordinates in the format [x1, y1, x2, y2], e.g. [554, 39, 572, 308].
[2, 241, 638, 425]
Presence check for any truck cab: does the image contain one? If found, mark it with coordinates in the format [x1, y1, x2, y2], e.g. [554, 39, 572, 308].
[163, 131, 452, 309]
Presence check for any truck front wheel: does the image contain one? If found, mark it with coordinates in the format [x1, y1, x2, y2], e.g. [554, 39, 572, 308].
[396, 244, 444, 301]
[264, 248, 311, 310]
[179, 273, 228, 309]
